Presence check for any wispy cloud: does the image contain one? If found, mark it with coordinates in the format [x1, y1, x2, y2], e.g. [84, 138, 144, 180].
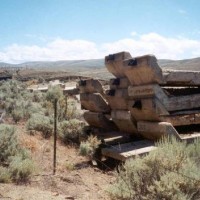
[0, 32, 200, 63]
[131, 31, 137, 37]
[24, 34, 55, 42]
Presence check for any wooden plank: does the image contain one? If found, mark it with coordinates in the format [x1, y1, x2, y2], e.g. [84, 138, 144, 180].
[161, 113, 200, 126]
[137, 121, 181, 141]
[80, 93, 110, 113]
[102, 135, 132, 145]
[63, 88, 79, 95]
[164, 93, 200, 112]
[101, 140, 156, 161]
[109, 77, 130, 89]
[83, 111, 118, 131]
[102, 136, 128, 143]
[181, 133, 200, 143]
[123, 55, 164, 85]
[170, 110, 200, 115]
[128, 98, 169, 121]
[92, 130, 132, 139]
[111, 110, 138, 135]
[129, 85, 200, 112]
[163, 87, 200, 96]
[163, 71, 200, 86]
[105, 51, 132, 78]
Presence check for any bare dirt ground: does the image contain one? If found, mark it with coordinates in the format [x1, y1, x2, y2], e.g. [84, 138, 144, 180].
[0, 121, 115, 200]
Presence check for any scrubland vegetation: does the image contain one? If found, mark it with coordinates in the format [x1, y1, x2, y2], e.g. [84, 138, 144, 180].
[109, 138, 200, 200]
[0, 124, 34, 183]
[0, 80, 200, 200]
[0, 80, 85, 184]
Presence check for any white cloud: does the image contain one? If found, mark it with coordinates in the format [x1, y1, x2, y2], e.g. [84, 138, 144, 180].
[0, 39, 101, 63]
[0, 32, 200, 63]
[131, 31, 137, 37]
[101, 33, 200, 60]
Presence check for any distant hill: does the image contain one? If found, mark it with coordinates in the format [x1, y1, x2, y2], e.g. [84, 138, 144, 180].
[0, 59, 105, 70]
[158, 57, 200, 71]
[0, 57, 200, 71]
[0, 62, 15, 68]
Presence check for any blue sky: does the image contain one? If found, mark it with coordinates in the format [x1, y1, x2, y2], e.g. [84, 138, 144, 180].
[0, 0, 200, 63]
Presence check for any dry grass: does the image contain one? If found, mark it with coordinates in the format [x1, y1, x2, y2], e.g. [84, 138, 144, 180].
[18, 131, 39, 153]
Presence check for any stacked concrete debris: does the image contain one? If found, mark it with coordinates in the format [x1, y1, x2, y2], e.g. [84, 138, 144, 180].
[78, 51, 200, 143]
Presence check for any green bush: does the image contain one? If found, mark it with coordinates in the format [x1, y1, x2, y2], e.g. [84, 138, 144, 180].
[26, 113, 53, 138]
[0, 80, 36, 122]
[79, 142, 93, 157]
[4, 97, 15, 114]
[187, 139, 200, 165]
[0, 166, 11, 183]
[79, 136, 100, 157]
[59, 119, 84, 144]
[26, 102, 46, 117]
[0, 125, 19, 163]
[32, 91, 45, 103]
[66, 98, 81, 120]
[11, 108, 24, 123]
[109, 138, 200, 200]
[0, 124, 34, 183]
[46, 86, 63, 102]
[45, 87, 80, 121]
[9, 155, 35, 183]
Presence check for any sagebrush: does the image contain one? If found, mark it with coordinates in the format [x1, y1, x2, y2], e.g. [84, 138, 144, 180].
[0, 124, 34, 183]
[108, 137, 200, 200]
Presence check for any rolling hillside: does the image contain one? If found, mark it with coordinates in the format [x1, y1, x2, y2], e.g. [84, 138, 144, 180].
[1, 57, 200, 71]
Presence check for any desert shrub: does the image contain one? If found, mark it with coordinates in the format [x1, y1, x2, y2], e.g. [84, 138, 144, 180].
[66, 98, 81, 120]
[8, 99, 42, 123]
[42, 100, 54, 116]
[0, 125, 19, 163]
[65, 162, 75, 171]
[0, 124, 34, 183]
[26, 102, 46, 117]
[59, 119, 84, 144]
[0, 81, 12, 94]
[20, 90, 33, 101]
[32, 91, 45, 103]
[11, 108, 24, 123]
[79, 135, 100, 157]
[9, 155, 35, 183]
[0, 80, 36, 122]
[26, 113, 53, 138]
[186, 139, 200, 165]
[0, 166, 11, 183]
[109, 137, 200, 200]
[79, 142, 93, 157]
[56, 97, 81, 121]
[4, 97, 15, 114]
[45, 86, 80, 120]
[57, 96, 68, 121]
[0, 80, 25, 98]
[46, 86, 63, 102]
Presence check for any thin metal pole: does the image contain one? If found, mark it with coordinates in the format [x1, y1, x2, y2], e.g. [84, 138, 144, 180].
[53, 99, 57, 175]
